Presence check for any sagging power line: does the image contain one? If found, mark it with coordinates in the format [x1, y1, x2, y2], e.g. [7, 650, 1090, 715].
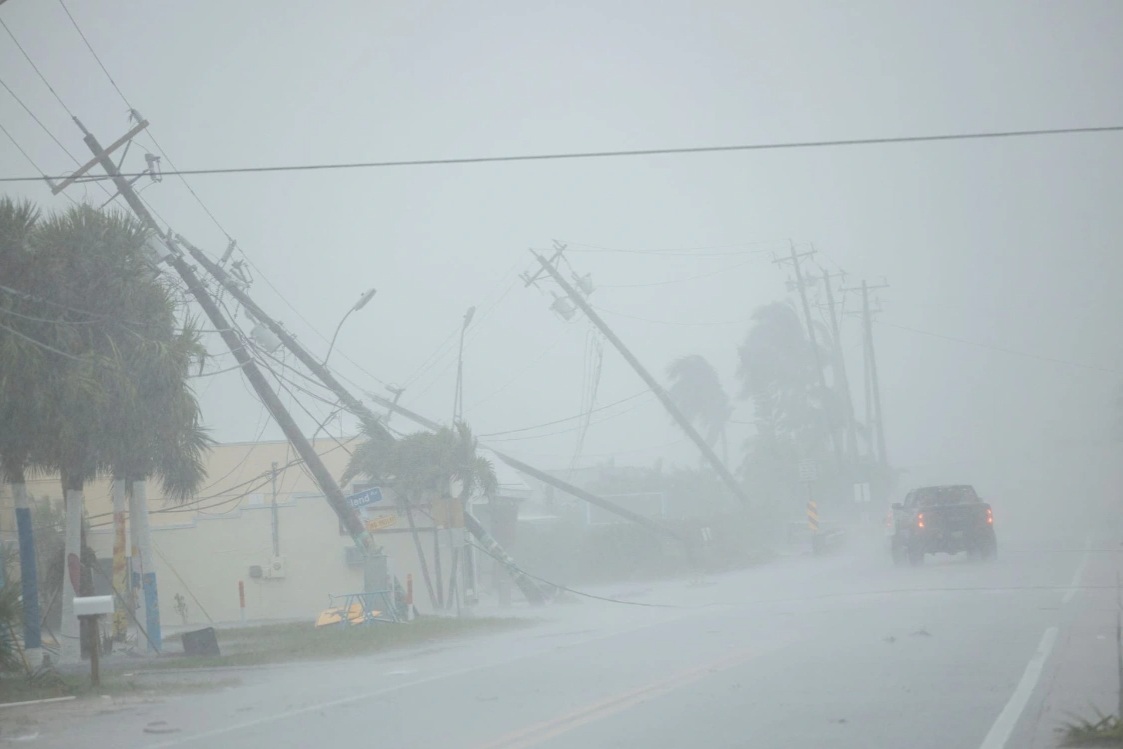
[3, 124, 1121, 184]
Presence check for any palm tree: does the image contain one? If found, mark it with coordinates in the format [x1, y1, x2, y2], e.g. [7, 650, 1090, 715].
[343, 421, 497, 610]
[0, 197, 46, 654]
[737, 302, 826, 451]
[24, 204, 207, 659]
[102, 301, 210, 650]
[666, 355, 733, 464]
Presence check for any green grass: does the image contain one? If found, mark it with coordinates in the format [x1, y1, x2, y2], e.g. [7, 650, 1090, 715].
[0, 670, 241, 705]
[1061, 712, 1123, 746]
[148, 615, 532, 670]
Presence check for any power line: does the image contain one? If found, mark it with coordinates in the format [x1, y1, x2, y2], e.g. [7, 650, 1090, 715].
[56, 0, 131, 109]
[465, 329, 569, 410]
[0, 74, 83, 166]
[3, 124, 1121, 184]
[483, 399, 650, 442]
[0, 15, 75, 118]
[478, 390, 652, 437]
[591, 304, 753, 327]
[874, 319, 1118, 374]
[563, 239, 786, 257]
[597, 257, 760, 289]
[0, 121, 47, 175]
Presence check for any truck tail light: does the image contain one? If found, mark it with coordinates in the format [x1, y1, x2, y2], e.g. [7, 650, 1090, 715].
[917, 512, 925, 529]
[986, 508, 993, 525]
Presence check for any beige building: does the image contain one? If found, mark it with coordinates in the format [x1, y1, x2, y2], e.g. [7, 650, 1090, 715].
[0, 438, 466, 628]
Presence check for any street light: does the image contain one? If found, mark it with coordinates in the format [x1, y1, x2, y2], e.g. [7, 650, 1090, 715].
[323, 288, 376, 366]
[453, 306, 476, 424]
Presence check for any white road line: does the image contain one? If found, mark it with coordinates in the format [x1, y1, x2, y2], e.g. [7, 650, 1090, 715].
[1063, 552, 1090, 606]
[1062, 534, 1093, 606]
[977, 627, 1059, 749]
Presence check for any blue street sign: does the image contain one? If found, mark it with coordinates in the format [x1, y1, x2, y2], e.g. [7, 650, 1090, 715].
[346, 487, 384, 509]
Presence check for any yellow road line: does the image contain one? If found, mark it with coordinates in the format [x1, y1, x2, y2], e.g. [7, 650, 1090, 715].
[475, 642, 790, 749]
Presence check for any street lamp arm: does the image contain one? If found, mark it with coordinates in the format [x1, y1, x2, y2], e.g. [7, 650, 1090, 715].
[323, 307, 354, 367]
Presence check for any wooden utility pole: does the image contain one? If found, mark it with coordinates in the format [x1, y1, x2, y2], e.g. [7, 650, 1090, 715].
[174, 236, 394, 444]
[72, 120, 375, 552]
[844, 279, 890, 468]
[773, 245, 844, 469]
[182, 241, 547, 605]
[820, 269, 860, 470]
[533, 251, 752, 509]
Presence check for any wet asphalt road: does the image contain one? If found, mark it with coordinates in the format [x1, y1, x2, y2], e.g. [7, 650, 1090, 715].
[15, 508, 1103, 749]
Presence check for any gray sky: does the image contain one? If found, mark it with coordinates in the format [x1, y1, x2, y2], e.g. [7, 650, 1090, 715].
[3, 1, 1122, 485]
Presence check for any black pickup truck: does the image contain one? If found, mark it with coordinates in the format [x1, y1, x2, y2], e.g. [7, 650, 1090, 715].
[888, 484, 997, 566]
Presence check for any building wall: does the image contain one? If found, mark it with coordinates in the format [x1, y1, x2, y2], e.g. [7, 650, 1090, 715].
[3, 438, 461, 626]
[86, 493, 447, 626]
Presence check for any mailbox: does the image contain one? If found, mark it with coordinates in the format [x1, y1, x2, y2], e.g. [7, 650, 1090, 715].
[73, 595, 114, 617]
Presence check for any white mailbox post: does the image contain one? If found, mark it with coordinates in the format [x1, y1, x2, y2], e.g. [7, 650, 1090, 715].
[73, 596, 113, 686]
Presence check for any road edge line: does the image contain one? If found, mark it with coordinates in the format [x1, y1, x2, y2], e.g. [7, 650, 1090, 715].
[978, 626, 1059, 749]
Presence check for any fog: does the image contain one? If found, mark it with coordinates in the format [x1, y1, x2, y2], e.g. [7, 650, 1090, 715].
[2, 2, 1123, 746]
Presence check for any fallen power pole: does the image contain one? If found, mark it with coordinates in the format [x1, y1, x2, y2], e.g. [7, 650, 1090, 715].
[70, 120, 375, 552]
[182, 241, 547, 605]
[533, 251, 752, 509]
[167, 266, 683, 552]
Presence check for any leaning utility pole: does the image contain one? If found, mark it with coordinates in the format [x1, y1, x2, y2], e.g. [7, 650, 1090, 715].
[773, 244, 844, 469]
[844, 279, 890, 468]
[68, 120, 375, 553]
[532, 251, 752, 510]
[820, 269, 860, 470]
[181, 241, 547, 605]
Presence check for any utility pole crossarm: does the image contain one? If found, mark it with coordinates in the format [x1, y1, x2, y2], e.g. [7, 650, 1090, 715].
[533, 252, 752, 509]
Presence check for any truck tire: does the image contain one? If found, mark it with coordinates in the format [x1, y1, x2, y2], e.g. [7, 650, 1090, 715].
[981, 533, 998, 561]
[891, 540, 906, 567]
[908, 543, 925, 566]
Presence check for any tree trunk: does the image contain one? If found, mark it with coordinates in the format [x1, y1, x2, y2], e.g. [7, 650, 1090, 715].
[59, 484, 83, 663]
[11, 479, 42, 656]
[130, 479, 161, 653]
[403, 503, 437, 610]
[110, 478, 128, 640]
[432, 519, 445, 609]
[129, 477, 142, 621]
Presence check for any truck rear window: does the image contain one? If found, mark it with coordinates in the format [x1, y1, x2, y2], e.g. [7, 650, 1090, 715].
[915, 486, 978, 506]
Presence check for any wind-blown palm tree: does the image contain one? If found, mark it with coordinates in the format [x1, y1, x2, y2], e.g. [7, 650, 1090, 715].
[0, 197, 46, 654]
[737, 302, 827, 452]
[343, 421, 497, 610]
[102, 298, 210, 648]
[24, 204, 208, 658]
[666, 355, 733, 464]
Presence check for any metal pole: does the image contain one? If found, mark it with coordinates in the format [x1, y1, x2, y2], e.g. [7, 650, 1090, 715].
[74, 122, 374, 553]
[323, 308, 353, 367]
[533, 252, 751, 509]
